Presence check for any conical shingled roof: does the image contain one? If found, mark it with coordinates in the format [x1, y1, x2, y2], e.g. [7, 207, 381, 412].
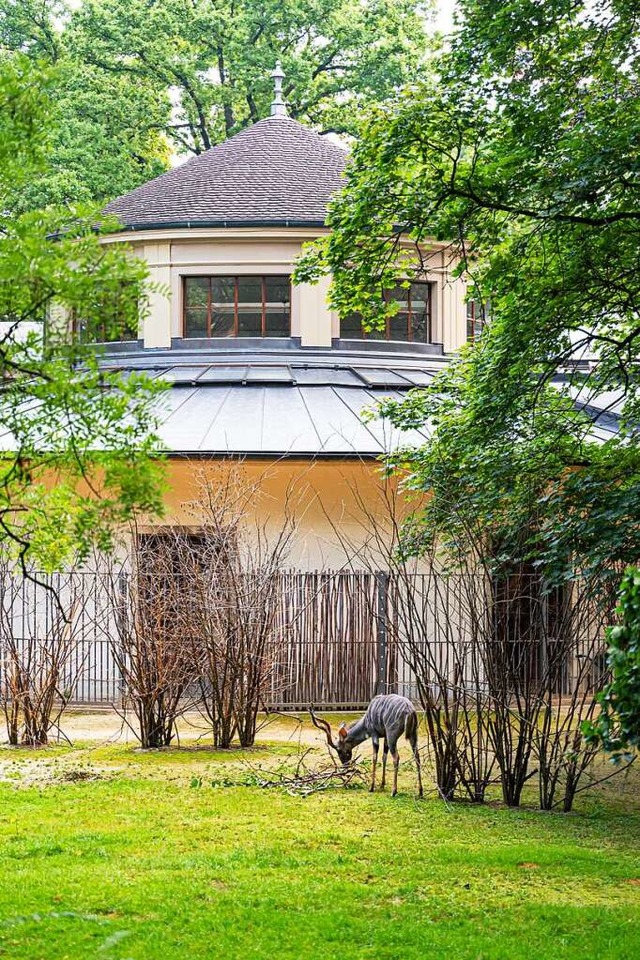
[105, 116, 348, 230]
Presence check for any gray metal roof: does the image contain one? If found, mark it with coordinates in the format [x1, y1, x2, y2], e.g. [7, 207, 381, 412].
[100, 344, 443, 457]
[104, 116, 347, 231]
[152, 382, 430, 456]
[1, 343, 622, 459]
[558, 378, 625, 440]
[95, 347, 622, 458]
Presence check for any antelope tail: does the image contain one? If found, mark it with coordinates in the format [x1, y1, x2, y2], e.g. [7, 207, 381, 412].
[404, 710, 417, 741]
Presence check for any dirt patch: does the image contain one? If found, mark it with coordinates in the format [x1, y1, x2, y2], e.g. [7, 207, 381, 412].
[47, 709, 342, 749]
[58, 769, 102, 783]
[0, 757, 109, 788]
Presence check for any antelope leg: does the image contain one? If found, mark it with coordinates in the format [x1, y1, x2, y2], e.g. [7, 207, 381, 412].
[391, 750, 400, 797]
[370, 739, 379, 792]
[381, 741, 389, 790]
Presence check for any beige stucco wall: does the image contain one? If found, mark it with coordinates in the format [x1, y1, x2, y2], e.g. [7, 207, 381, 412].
[140, 457, 419, 571]
[103, 227, 467, 352]
[105, 228, 336, 349]
[141, 240, 172, 347]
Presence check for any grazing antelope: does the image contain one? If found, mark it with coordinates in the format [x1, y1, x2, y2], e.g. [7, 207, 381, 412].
[310, 694, 423, 797]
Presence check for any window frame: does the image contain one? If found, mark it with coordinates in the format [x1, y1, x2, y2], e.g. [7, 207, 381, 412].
[182, 274, 292, 339]
[73, 314, 139, 344]
[466, 298, 489, 343]
[341, 281, 433, 343]
[71, 282, 140, 344]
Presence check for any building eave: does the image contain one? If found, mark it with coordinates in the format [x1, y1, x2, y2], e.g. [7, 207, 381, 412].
[164, 450, 383, 461]
[114, 219, 330, 231]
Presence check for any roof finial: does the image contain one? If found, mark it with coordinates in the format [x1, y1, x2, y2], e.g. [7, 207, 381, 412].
[270, 60, 288, 118]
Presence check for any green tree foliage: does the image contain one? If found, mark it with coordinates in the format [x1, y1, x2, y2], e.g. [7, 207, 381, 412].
[585, 568, 640, 756]
[0, 0, 170, 209]
[0, 55, 165, 570]
[298, 0, 640, 585]
[1, 0, 433, 206]
[68, 0, 432, 151]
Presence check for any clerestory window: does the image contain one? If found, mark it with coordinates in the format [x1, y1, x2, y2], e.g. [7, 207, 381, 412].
[74, 316, 138, 343]
[466, 298, 490, 342]
[183, 275, 291, 339]
[340, 282, 432, 342]
[71, 282, 140, 343]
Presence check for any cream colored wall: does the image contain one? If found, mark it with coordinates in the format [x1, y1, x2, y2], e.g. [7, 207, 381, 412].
[141, 240, 172, 347]
[110, 228, 335, 349]
[439, 268, 468, 353]
[143, 458, 420, 571]
[104, 227, 468, 353]
[296, 274, 335, 347]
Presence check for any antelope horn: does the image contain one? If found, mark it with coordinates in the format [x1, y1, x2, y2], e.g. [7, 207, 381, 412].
[309, 704, 337, 750]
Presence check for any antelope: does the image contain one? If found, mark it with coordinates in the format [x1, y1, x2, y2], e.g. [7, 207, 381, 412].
[310, 694, 423, 798]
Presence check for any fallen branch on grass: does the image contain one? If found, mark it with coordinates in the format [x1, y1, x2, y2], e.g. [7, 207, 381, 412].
[243, 749, 368, 796]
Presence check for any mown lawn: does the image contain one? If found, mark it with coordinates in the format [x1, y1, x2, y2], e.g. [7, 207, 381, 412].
[0, 727, 638, 960]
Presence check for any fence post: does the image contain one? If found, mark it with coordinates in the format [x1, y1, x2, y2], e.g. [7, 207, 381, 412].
[375, 571, 389, 696]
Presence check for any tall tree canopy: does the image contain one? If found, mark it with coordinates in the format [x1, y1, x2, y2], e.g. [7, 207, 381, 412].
[0, 0, 433, 207]
[0, 0, 170, 209]
[298, 0, 640, 585]
[0, 55, 164, 570]
[69, 0, 433, 149]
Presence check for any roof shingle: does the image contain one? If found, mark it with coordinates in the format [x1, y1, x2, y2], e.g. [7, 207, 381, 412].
[105, 116, 347, 230]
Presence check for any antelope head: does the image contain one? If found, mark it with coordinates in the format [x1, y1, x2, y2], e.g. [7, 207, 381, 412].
[309, 707, 353, 765]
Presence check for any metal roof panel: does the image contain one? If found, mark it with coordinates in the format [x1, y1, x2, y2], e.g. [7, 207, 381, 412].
[158, 366, 209, 384]
[196, 365, 248, 383]
[293, 367, 362, 387]
[243, 365, 296, 384]
[194, 385, 267, 453]
[297, 385, 383, 454]
[159, 386, 233, 449]
[260, 387, 321, 452]
[352, 368, 413, 388]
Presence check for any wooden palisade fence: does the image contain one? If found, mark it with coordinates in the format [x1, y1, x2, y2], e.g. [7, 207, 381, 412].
[0, 568, 608, 712]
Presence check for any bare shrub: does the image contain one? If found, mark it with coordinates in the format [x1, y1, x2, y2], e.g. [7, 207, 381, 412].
[180, 469, 296, 748]
[454, 560, 618, 811]
[321, 477, 495, 801]
[324, 474, 618, 810]
[105, 538, 199, 749]
[101, 466, 295, 750]
[406, 571, 496, 803]
[532, 579, 618, 811]
[0, 566, 88, 746]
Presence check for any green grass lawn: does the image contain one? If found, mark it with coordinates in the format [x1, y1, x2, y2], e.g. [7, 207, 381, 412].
[0, 724, 638, 960]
